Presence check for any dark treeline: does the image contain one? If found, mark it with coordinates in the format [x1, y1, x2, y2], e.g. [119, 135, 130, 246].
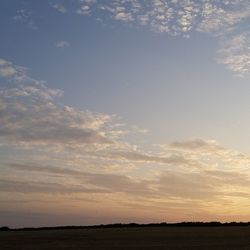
[1, 222, 250, 231]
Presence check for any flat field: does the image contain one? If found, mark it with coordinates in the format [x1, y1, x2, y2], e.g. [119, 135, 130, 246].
[1, 226, 250, 250]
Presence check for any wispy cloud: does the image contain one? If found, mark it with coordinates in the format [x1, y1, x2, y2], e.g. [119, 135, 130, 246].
[114, 12, 133, 22]
[169, 139, 224, 153]
[197, 1, 250, 35]
[13, 9, 38, 30]
[76, 0, 96, 15]
[52, 3, 67, 13]
[71, 0, 249, 34]
[0, 178, 107, 194]
[54, 0, 250, 76]
[1, 58, 250, 223]
[217, 32, 250, 76]
[77, 5, 91, 15]
[0, 59, 114, 148]
[55, 40, 70, 48]
[0, 59, 17, 77]
[7, 163, 153, 196]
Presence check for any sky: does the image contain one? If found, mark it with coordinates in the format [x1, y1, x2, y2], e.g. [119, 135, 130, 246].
[1, 0, 250, 228]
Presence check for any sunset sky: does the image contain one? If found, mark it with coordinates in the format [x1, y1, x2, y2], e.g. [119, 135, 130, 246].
[1, 0, 250, 228]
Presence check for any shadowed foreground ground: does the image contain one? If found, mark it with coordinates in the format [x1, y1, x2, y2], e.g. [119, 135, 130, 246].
[1, 226, 250, 250]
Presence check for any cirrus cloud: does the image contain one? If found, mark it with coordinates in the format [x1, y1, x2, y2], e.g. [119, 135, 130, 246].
[57, 0, 250, 76]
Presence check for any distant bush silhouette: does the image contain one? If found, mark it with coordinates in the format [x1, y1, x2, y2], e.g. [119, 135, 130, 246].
[2, 222, 250, 231]
[0, 226, 10, 231]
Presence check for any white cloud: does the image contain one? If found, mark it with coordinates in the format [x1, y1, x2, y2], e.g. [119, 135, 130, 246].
[94, 1, 250, 35]
[0, 66, 16, 77]
[52, 3, 67, 13]
[13, 9, 38, 30]
[0, 85, 112, 147]
[0, 58, 114, 148]
[53, 1, 250, 36]
[55, 41, 70, 48]
[64, 0, 250, 76]
[217, 32, 250, 76]
[197, 2, 250, 34]
[77, 5, 90, 15]
[114, 12, 133, 22]
[0, 59, 30, 81]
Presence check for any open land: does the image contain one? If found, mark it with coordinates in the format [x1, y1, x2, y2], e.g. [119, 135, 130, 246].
[1, 226, 250, 250]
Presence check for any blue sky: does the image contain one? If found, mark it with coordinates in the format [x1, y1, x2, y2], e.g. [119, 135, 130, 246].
[1, 0, 250, 227]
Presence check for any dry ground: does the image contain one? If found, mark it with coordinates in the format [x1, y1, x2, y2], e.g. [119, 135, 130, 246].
[1, 226, 250, 249]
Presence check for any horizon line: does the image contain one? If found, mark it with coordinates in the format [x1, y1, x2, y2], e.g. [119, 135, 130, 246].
[2, 221, 250, 231]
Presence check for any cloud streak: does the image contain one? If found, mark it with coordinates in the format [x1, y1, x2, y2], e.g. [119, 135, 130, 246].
[1, 58, 250, 224]
[0, 59, 114, 147]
